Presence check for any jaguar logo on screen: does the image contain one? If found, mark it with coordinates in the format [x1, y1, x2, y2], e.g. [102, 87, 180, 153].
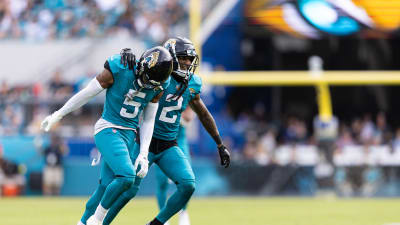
[246, 0, 400, 38]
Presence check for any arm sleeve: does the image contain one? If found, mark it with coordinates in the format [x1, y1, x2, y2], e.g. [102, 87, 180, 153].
[139, 102, 159, 155]
[56, 78, 104, 118]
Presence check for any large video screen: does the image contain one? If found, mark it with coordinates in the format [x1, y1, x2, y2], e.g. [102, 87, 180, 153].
[246, 0, 400, 38]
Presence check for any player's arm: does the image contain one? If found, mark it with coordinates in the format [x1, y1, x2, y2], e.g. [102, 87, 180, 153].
[189, 94, 230, 168]
[134, 91, 164, 178]
[40, 69, 113, 132]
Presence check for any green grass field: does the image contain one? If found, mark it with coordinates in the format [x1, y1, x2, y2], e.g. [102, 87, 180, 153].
[0, 197, 400, 225]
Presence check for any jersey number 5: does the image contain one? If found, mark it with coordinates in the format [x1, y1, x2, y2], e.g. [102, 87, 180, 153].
[159, 94, 183, 123]
[120, 90, 146, 118]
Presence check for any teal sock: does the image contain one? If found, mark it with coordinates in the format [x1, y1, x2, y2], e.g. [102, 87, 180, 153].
[156, 181, 195, 223]
[103, 185, 139, 225]
[182, 203, 188, 211]
[81, 184, 106, 223]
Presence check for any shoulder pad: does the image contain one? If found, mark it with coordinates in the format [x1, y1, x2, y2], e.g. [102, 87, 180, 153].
[188, 74, 202, 96]
[107, 54, 127, 74]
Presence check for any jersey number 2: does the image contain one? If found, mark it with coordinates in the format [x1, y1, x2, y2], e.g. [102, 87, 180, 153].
[120, 90, 146, 118]
[159, 94, 183, 123]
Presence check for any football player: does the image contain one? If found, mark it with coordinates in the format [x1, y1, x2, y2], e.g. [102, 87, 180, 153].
[41, 46, 173, 225]
[154, 107, 195, 225]
[103, 37, 230, 225]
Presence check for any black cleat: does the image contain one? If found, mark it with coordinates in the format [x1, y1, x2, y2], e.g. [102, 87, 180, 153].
[147, 218, 163, 225]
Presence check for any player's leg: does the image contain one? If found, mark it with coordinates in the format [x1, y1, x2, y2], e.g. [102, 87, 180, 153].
[177, 131, 191, 209]
[88, 128, 136, 224]
[148, 146, 195, 225]
[103, 143, 157, 225]
[155, 164, 169, 210]
[155, 165, 171, 225]
[79, 160, 114, 225]
[177, 132, 191, 225]
[102, 176, 143, 225]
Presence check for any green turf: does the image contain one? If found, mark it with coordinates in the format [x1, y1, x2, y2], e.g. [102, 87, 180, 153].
[0, 197, 399, 225]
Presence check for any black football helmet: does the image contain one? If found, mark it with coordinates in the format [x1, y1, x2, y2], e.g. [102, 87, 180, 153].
[136, 46, 173, 90]
[163, 37, 199, 82]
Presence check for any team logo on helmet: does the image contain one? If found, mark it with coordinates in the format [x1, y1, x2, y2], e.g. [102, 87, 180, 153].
[164, 39, 176, 49]
[144, 51, 160, 69]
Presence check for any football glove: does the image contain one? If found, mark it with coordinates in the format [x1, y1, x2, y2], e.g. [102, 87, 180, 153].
[134, 153, 149, 178]
[120, 48, 136, 70]
[218, 144, 230, 168]
[40, 111, 62, 132]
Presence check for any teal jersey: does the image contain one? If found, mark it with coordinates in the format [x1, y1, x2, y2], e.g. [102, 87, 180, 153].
[101, 54, 170, 130]
[153, 74, 202, 140]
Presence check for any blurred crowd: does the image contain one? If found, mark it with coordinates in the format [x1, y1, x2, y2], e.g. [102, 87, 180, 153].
[0, 143, 25, 196]
[0, 0, 187, 45]
[230, 107, 400, 165]
[0, 69, 96, 136]
[223, 107, 400, 196]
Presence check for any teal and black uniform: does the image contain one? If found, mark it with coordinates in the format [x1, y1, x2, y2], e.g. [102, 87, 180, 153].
[80, 54, 169, 224]
[104, 74, 202, 225]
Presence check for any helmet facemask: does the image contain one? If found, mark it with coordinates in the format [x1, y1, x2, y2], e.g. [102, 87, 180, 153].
[137, 71, 163, 90]
[163, 37, 199, 101]
[174, 49, 199, 83]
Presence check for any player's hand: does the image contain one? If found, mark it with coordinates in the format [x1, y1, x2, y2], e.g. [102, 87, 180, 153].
[134, 153, 149, 178]
[120, 48, 136, 70]
[165, 42, 179, 71]
[218, 144, 230, 168]
[40, 111, 62, 132]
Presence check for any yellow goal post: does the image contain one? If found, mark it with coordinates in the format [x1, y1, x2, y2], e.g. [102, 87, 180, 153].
[200, 71, 400, 122]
